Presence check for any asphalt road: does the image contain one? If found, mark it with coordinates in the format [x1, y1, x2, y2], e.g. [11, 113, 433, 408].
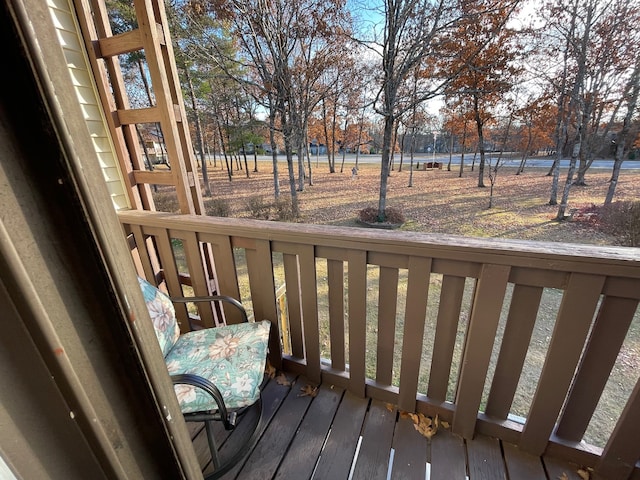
[248, 153, 640, 170]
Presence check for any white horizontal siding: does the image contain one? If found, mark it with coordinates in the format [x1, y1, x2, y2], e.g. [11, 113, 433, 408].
[48, 0, 130, 211]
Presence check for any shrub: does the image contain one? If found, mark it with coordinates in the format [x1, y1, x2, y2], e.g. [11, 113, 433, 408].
[152, 190, 180, 213]
[358, 206, 406, 224]
[273, 197, 296, 221]
[599, 201, 640, 247]
[205, 197, 230, 217]
[245, 195, 272, 219]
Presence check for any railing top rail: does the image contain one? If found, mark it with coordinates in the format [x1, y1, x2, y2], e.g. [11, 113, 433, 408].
[118, 210, 640, 277]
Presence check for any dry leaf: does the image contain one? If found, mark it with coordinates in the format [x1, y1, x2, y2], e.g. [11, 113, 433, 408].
[299, 384, 319, 397]
[577, 468, 590, 480]
[385, 403, 395, 412]
[558, 473, 569, 480]
[411, 413, 439, 440]
[276, 372, 291, 386]
[399, 410, 412, 419]
[265, 361, 276, 379]
[441, 420, 450, 429]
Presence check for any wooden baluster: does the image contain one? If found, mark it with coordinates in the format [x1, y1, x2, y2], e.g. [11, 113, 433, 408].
[556, 295, 639, 441]
[328, 258, 346, 372]
[428, 274, 466, 402]
[519, 273, 605, 455]
[398, 257, 432, 413]
[452, 264, 511, 439]
[348, 250, 368, 397]
[283, 252, 304, 359]
[376, 266, 400, 387]
[485, 284, 544, 419]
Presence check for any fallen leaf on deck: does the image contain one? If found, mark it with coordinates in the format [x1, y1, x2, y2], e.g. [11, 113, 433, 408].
[441, 420, 450, 429]
[385, 403, 395, 412]
[299, 384, 319, 397]
[411, 413, 439, 439]
[577, 468, 590, 480]
[265, 361, 276, 379]
[399, 410, 412, 419]
[276, 372, 291, 386]
[558, 473, 569, 480]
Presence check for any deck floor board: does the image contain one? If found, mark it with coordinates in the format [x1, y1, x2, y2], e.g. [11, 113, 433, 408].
[390, 414, 428, 479]
[235, 376, 314, 480]
[273, 384, 344, 480]
[351, 400, 396, 480]
[430, 428, 467, 480]
[190, 377, 588, 479]
[312, 390, 369, 480]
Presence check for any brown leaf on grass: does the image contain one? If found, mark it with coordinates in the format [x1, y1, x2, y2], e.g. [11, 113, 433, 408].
[275, 372, 291, 386]
[299, 384, 318, 397]
[265, 360, 276, 379]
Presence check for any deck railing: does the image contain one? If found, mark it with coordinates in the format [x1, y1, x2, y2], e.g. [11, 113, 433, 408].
[119, 209, 640, 478]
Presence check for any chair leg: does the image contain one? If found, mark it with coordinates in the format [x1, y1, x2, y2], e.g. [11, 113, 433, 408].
[204, 420, 221, 471]
[204, 398, 264, 480]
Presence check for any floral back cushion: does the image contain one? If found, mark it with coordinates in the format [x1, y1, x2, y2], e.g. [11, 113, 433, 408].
[137, 276, 180, 357]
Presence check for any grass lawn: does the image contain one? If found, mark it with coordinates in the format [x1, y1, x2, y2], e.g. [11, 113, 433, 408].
[159, 158, 640, 449]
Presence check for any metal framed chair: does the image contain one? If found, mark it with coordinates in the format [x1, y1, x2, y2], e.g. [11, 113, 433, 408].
[137, 276, 270, 479]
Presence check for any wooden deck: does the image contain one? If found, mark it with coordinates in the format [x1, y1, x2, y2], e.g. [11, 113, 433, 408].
[188, 374, 587, 480]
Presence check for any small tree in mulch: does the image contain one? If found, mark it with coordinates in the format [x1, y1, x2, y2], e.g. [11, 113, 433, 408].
[358, 206, 406, 228]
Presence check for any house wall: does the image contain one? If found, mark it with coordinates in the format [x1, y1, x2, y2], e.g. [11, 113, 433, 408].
[48, 0, 129, 211]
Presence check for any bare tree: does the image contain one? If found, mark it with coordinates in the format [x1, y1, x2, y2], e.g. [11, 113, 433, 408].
[445, 0, 522, 188]
[605, 57, 640, 205]
[356, 0, 520, 221]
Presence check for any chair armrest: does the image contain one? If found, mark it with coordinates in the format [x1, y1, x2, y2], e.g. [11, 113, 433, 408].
[170, 373, 237, 430]
[171, 295, 249, 323]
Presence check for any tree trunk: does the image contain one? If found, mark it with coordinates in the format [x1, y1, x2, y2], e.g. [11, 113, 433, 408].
[305, 139, 313, 186]
[377, 115, 395, 221]
[398, 132, 405, 172]
[574, 150, 590, 186]
[184, 66, 210, 196]
[517, 127, 533, 175]
[605, 58, 640, 203]
[456, 121, 468, 174]
[557, 141, 580, 219]
[268, 109, 280, 198]
[282, 113, 299, 216]
[355, 103, 365, 168]
[449, 134, 453, 171]
[218, 121, 232, 181]
[408, 127, 416, 187]
[471, 92, 488, 187]
[297, 151, 305, 191]
[242, 148, 250, 178]
[605, 157, 623, 205]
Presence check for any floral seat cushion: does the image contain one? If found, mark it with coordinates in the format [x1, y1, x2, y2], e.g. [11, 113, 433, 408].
[165, 320, 271, 413]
